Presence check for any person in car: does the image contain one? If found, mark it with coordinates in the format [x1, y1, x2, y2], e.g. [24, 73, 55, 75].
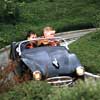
[38, 26, 60, 46]
[43, 26, 60, 46]
[43, 26, 55, 38]
[26, 30, 37, 48]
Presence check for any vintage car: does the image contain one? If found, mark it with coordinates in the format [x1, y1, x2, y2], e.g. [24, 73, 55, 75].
[10, 37, 85, 85]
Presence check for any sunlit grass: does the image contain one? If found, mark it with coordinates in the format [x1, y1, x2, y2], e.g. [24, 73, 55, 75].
[69, 30, 100, 73]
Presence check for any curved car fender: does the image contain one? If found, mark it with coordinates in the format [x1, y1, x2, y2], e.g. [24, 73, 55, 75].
[68, 53, 82, 71]
[21, 58, 42, 73]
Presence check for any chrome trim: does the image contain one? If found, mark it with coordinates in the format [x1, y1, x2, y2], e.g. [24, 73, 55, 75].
[16, 37, 67, 56]
[46, 76, 73, 85]
[46, 76, 72, 81]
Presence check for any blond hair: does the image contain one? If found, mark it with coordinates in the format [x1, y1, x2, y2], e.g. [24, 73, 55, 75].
[43, 26, 54, 32]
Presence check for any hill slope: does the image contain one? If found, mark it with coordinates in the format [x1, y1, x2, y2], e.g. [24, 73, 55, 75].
[69, 30, 100, 73]
[0, 0, 100, 48]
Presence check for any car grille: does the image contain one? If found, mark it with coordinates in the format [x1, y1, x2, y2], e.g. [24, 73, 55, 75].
[46, 76, 73, 86]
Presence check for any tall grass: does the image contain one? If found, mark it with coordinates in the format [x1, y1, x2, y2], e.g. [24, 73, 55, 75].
[0, 80, 100, 100]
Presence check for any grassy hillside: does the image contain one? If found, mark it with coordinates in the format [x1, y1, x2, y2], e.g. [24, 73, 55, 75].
[0, 80, 100, 100]
[69, 29, 100, 73]
[0, 0, 100, 48]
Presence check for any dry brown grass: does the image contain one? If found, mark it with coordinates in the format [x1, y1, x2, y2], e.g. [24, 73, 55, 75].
[0, 60, 31, 93]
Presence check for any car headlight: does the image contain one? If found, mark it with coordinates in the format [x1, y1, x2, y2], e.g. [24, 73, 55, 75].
[33, 70, 42, 81]
[76, 66, 84, 76]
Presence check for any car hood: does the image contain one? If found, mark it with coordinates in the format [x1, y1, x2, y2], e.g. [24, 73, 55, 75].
[21, 46, 81, 77]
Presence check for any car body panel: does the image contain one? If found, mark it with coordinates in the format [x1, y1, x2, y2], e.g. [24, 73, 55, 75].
[21, 46, 81, 78]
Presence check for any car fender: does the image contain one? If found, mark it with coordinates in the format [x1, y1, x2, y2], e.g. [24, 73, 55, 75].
[68, 53, 82, 71]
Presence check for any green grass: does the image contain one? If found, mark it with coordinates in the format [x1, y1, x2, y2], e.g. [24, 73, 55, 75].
[0, 80, 100, 100]
[0, 0, 100, 48]
[69, 30, 100, 73]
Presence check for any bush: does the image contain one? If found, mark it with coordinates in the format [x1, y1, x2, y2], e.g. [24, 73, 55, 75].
[0, 80, 100, 100]
[49, 80, 100, 100]
[0, 81, 52, 100]
[0, 0, 20, 24]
